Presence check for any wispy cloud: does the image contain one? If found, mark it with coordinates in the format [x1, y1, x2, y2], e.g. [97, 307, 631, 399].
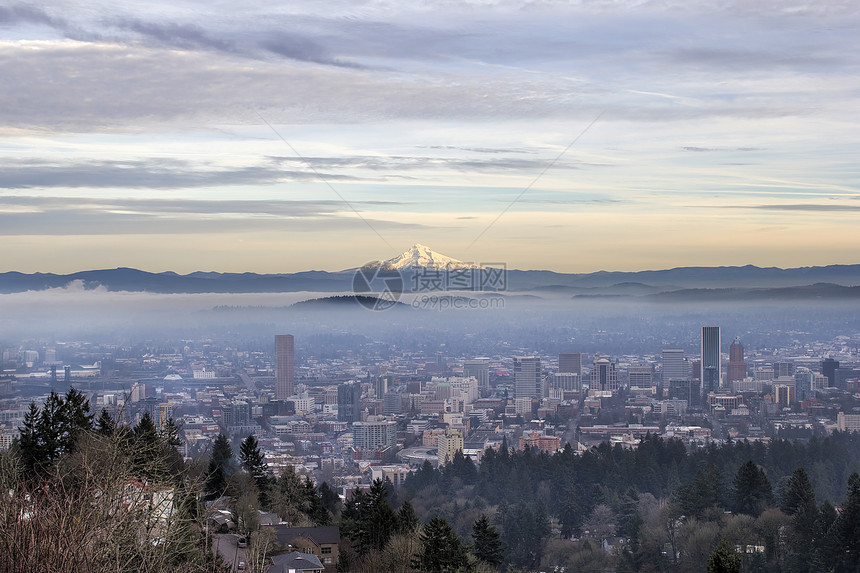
[0, 196, 418, 235]
[0, 158, 360, 189]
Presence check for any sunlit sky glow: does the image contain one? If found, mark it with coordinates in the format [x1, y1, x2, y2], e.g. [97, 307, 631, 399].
[1, 1, 859, 273]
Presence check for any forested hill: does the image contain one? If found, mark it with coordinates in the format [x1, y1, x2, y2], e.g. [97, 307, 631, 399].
[396, 432, 860, 572]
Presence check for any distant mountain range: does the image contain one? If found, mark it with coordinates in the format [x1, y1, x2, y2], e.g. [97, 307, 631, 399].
[1, 244, 859, 299]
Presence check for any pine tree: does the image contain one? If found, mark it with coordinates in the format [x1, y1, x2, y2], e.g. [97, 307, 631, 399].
[781, 467, 818, 573]
[303, 476, 331, 526]
[732, 459, 772, 516]
[17, 390, 94, 475]
[830, 472, 860, 571]
[17, 403, 43, 474]
[205, 433, 233, 500]
[397, 500, 420, 534]
[62, 387, 93, 447]
[240, 434, 271, 506]
[95, 408, 116, 436]
[367, 478, 398, 552]
[417, 515, 470, 573]
[472, 513, 504, 567]
[132, 411, 168, 482]
[319, 481, 341, 516]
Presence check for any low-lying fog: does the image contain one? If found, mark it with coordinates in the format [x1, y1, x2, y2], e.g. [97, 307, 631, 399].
[1, 280, 858, 356]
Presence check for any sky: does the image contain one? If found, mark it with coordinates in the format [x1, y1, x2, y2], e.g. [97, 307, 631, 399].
[1, 0, 858, 274]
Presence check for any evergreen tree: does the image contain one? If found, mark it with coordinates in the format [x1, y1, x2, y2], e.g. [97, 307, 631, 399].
[781, 467, 819, 573]
[733, 459, 773, 516]
[95, 408, 116, 436]
[62, 388, 93, 447]
[341, 488, 372, 556]
[367, 478, 398, 552]
[132, 411, 168, 482]
[816, 500, 840, 570]
[417, 515, 469, 573]
[17, 403, 43, 474]
[707, 538, 742, 573]
[239, 434, 270, 506]
[271, 465, 305, 524]
[497, 501, 550, 569]
[205, 433, 233, 500]
[830, 472, 860, 572]
[472, 513, 504, 568]
[319, 481, 341, 516]
[303, 476, 331, 526]
[397, 500, 420, 534]
[17, 390, 94, 475]
[781, 467, 816, 516]
[678, 463, 726, 517]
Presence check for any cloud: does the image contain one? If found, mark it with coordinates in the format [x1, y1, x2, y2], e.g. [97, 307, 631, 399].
[0, 196, 419, 235]
[0, 158, 362, 189]
[718, 204, 860, 212]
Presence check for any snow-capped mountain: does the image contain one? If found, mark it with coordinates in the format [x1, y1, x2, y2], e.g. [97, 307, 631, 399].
[370, 244, 481, 270]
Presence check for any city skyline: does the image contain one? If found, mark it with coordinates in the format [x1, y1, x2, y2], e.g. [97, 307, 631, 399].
[1, 1, 859, 274]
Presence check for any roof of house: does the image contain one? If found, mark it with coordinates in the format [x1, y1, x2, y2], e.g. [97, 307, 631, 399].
[270, 525, 340, 547]
[270, 551, 324, 573]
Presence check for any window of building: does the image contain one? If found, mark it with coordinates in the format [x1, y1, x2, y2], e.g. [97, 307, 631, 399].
[321, 547, 332, 554]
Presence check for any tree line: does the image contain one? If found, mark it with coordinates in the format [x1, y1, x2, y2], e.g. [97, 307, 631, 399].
[395, 432, 860, 572]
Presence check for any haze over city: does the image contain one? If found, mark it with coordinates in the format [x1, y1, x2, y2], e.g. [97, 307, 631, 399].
[2, 0, 859, 274]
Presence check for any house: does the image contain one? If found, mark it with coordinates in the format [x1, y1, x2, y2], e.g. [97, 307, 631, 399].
[269, 525, 340, 571]
[269, 551, 324, 573]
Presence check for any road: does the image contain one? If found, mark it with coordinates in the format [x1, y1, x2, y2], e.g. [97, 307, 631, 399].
[213, 533, 249, 572]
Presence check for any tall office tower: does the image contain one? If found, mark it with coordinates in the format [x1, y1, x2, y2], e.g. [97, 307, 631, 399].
[373, 376, 388, 398]
[821, 358, 840, 387]
[514, 356, 542, 398]
[727, 338, 747, 382]
[464, 358, 490, 391]
[63, 365, 71, 385]
[558, 353, 583, 376]
[591, 356, 618, 392]
[701, 326, 721, 393]
[275, 334, 295, 401]
[662, 349, 688, 381]
[795, 368, 815, 402]
[337, 382, 362, 424]
[774, 362, 796, 377]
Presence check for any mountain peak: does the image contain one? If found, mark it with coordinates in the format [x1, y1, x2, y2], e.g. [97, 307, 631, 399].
[375, 244, 481, 270]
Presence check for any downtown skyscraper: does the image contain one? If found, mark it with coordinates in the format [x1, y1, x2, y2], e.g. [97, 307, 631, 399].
[275, 334, 295, 401]
[514, 356, 542, 399]
[701, 326, 721, 393]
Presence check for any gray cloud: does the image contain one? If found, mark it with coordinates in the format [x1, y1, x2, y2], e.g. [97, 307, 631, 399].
[0, 4, 58, 26]
[422, 146, 534, 154]
[268, 154, 584, 173]
[682, 146, 764, 153]
[0, 158, 360, 189]
[0, 196, 418, 235]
